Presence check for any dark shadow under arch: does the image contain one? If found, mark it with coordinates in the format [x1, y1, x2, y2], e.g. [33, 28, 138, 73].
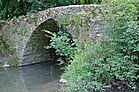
[21, 18, 59, 65]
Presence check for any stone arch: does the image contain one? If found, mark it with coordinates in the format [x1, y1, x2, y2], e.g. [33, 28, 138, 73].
[21, 18, 59, 66]
[1, 5, 103, 66]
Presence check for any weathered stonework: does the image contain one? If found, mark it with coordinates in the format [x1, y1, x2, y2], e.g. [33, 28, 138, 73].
[1, 5, 104, 66]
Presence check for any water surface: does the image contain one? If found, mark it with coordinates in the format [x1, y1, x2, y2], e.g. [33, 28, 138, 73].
[0, 62, 62, 92]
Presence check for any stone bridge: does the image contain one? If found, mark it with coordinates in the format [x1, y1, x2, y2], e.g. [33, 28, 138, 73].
[1, 5, 103, 66]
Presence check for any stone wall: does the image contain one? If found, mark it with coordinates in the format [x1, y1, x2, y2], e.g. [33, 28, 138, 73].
[1, 4, 103, 66]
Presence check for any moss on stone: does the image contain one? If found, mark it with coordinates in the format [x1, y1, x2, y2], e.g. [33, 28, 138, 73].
[8, 57, 19, 67]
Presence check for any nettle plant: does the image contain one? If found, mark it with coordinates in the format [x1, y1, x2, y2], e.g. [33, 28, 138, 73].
[43, 27, 78, 65]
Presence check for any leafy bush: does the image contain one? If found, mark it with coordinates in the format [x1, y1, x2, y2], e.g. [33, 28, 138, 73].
[43, 28, 78, 65]
[61, 0, 139, 91]
[62, 41, 139, 92]
[0, 0, 29, 20]
[102, 0, 139, 65]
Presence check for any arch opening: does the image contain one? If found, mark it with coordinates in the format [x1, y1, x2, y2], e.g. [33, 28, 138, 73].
[21, 18, 59, 65]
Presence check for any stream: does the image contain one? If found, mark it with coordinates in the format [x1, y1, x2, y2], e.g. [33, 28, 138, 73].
[0, 62, 62, 92]
[1, 61, 139, 92]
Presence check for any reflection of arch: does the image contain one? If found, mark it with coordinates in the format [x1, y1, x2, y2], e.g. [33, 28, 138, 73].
[21, 18, 59, 65]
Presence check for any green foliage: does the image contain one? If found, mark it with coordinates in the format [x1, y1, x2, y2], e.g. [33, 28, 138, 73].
[61, 0, 139, 91]
[0, 0, 102, 20]
[0, 0, 29, 20]
[0, 61, 3, 68]
[62, 41, 139, 91]
[0, 35, 18, 67]
[0, 35, 11, 57]
[8, 57, 18, 66]
[77, 0, 102, 4]
[43, 28, 78, 65]
[102, 0, 139, 64]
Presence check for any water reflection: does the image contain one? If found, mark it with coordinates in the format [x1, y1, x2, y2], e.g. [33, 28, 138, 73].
[0, 62, 62, 92]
